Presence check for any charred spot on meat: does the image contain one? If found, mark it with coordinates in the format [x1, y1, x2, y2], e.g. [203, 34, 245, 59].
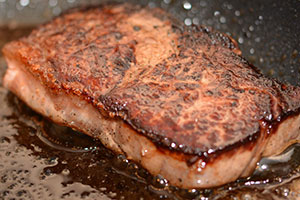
[2, 3, 300, 188]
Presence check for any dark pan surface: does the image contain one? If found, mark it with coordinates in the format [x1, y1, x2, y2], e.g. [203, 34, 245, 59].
[0, 0, 300, 199]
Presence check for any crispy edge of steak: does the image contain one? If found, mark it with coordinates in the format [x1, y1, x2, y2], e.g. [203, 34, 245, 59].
[2, 3, 300, 188]
[3, 50, 300, 188]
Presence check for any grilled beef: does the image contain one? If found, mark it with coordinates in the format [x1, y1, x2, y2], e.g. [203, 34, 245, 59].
[2, 3, 300, 188]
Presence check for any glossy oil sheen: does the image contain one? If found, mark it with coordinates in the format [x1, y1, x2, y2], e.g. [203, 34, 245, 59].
[0, 1, 300, 197]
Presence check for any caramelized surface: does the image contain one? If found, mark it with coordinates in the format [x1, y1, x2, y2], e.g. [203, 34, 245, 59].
[102, 25, 300, 154]
[3, 3, 300, 156]
[0, 11, 300, 199]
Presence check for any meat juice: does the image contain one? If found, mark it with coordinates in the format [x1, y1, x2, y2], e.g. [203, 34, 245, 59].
[0, 26, 299, 200]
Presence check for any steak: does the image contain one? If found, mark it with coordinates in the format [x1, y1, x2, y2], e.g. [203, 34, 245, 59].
[2, 3, 300, 188]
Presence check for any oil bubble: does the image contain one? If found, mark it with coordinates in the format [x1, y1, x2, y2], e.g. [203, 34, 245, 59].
[235, 10, 241, 16]
[214, 11, 220, 16]
[152, 175, 168, 188]
[183, 1, 192, 10]
[219, 16, 226, 23]
[163, 0, 171, 4]
[20, 0, 30, 7]
[192, 17, 199, 25]
[184, 18, 192, 26]
[238, 37, 244, 44]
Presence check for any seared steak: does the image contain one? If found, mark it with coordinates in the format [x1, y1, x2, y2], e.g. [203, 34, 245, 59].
[2, 3, 300, 188]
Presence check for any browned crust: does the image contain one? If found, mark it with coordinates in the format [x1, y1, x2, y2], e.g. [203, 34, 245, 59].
[2, 3, 300, 158]
[100, 24, 300, 155]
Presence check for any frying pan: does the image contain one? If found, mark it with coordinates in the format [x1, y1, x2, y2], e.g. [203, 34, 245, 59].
[0, 0, 299, 199]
